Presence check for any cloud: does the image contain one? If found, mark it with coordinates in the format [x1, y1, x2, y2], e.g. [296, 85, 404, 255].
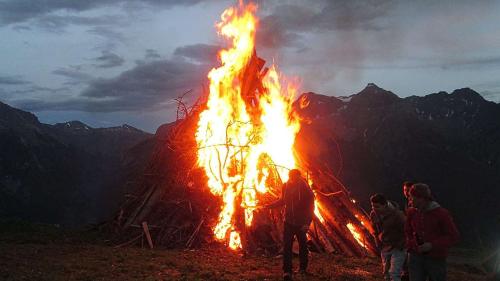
[173, 43, 220, 64]
[0, 0, 107, 26]
[256, 0, 395, 49]
[87, 26, 127, 44]
[479, 90, 500, 103]
[11, 25, 31, 31]
[145, 49, 161, 60]
[34, 14, 126, 33]
[0, 75, 30, 85]
[92, 50, 125, 68]
[439, 57, 500, 70]
[86, 26, 128, 51]
[359, 56, 500, 70]
[80, 59, 209, 110]
[13, 86, 70, 94]
[17, 56, 211, 112]
[52, 67, 94, 86]
[0, 0, 215, 26]
[472, 80, 500, 103]
[12, 41, 221, 113]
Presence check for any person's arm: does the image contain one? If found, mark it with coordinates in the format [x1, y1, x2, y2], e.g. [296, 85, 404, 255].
[405, 209, 418, 251]
[428, 209, 460, 251]
[369, 211, 382, 249]
[263, 184, 286, 209]
[318, 190, 343, 197]
[397, 210, 407, 225]
[265, 197, 284, 209]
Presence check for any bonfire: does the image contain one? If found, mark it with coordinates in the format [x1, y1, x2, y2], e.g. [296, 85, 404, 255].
[110, 1, 377, 257]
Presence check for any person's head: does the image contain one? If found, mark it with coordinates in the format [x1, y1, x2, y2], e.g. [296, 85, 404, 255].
[403, 181, 414, 199]
[288, 169, 302, 182]
[409, 183, 432, 209]
[370, 193, 389, 215]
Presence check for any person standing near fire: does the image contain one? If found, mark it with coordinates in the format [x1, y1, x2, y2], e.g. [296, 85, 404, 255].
[401, 180, 415, 281]
[403, 181, 414, 210]
[406, 183, 460, 281]
[261, 169, 315, 281]
[370, 193, 407, 281]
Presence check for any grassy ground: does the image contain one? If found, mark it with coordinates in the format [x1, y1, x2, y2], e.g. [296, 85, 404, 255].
[0, 220, 490, 281]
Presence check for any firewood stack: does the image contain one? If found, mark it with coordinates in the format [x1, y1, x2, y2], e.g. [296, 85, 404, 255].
[107, 51, 378, 257]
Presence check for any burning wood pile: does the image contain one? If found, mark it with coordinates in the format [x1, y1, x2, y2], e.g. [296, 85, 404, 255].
[109, 2, 377, 257]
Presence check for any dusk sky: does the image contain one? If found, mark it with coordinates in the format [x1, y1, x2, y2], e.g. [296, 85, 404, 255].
[1, 0, 500, 132]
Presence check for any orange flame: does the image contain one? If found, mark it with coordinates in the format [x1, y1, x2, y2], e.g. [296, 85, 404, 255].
[347, 223, 368, 249]
[195, 2, 300, 249]
[314, 200, 326, 224]
[229, 231, 242, 250]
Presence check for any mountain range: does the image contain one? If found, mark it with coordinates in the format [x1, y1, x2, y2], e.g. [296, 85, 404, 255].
[1, 83, 499, 245]
[0, 101, 151, 226]
[294, 83, 500, 245]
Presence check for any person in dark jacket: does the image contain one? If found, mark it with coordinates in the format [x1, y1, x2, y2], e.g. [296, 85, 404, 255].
[370, 193, 407, 281]
[263, 169, 314, 281]
[406, 183, 460, 281]
[401, 181, 415, 281]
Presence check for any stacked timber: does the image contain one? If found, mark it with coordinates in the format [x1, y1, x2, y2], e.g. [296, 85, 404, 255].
[108, 51, 377, 257]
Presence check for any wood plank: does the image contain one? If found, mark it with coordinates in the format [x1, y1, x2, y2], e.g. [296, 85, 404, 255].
[186, 218, 205, 248]
[142, 221, 154, 249]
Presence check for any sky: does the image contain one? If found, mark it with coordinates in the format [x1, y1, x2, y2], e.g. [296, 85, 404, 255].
[1, 0, 500, 132]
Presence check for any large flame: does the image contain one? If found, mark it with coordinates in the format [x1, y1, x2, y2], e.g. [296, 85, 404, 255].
[195, 2, 300, 250]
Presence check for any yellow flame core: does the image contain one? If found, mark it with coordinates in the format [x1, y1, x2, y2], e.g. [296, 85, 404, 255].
[229, 231, 242, 250]
[347, 223, 367, 249]
[195, 2, 300, 250]
[314, 201, 326, 224]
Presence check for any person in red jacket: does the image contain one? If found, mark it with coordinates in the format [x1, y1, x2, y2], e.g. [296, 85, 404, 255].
[405, 183, 460, 281]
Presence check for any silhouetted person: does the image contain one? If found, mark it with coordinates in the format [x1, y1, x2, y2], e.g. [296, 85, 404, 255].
[406, 183, 460, 281]
[370, 193, 406, 281]
[402, 181, 414, 210]
[401, 180, 414, 281]
[263, 169, 314, 281]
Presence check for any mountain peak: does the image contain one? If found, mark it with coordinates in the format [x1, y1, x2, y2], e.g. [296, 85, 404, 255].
[359, 83, 390, 94]
[350, 83, 400, 107]
[54, 120, 92, 130]
[450, 88, 485, 103]
[365, 82, 380, 89]
[99, 124, 145, 134]
[0, 100, 40, 125]
[121, 124, 144, 133]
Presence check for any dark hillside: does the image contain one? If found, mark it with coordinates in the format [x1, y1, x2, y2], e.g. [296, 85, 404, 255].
[0, 101, 152, 226]
[294, 84, 500, 245]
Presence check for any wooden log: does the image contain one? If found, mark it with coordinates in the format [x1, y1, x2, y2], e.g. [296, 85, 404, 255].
[304, 165, 378, 255]
[328, 198, 368, 256]
[185, 218, 204, 248]
[124, 185, 157, 227]
[142, 221, 154, 249]
[240, 50, 266, 104]
[308, 221, 324, 253]
[157, 211, 184, 246]
[130, 224, 160, 229]
[315, 197, 362, 256]
[114, 234, 142, 248]
[134, 183, 167, 226]
[312, 217, 335, 253]
[255, 67, 269, 97]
